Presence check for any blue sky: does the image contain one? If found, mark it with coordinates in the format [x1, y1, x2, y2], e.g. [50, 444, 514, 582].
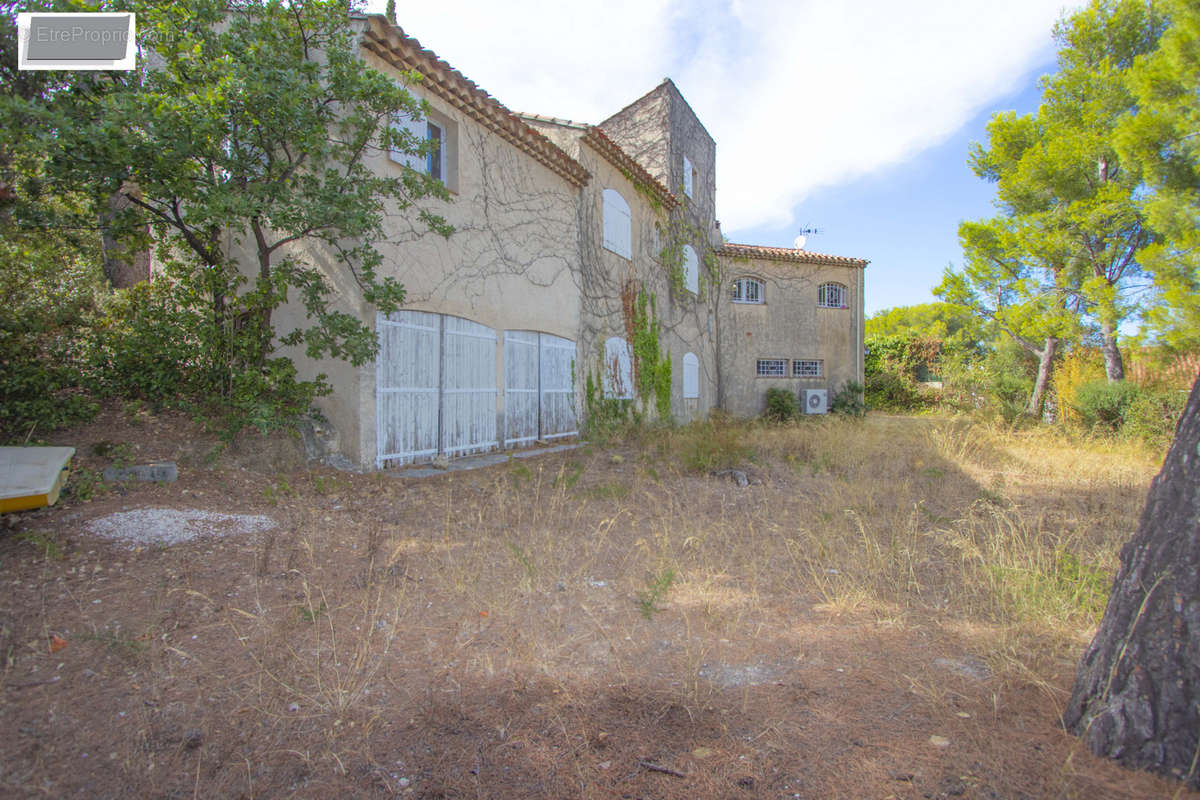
[368, 1, 1075, 317]
[736, 76, 1048, 316]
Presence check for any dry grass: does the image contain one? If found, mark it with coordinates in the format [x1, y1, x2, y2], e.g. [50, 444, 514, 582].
[0, 409, 1190, 799]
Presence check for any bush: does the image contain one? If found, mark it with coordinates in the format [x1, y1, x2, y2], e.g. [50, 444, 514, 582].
[864, 369, 921, 411]
[830, 380, 866, 416]
[1072, 379, 1141, 431]
[0, 327, 98, 441]
[1122, 387, 1189, 446]
[764, 387, 798, 422]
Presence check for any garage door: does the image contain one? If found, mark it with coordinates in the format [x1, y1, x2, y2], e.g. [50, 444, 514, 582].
[504, 332, 578, 446]
[376, 311, 498, 467]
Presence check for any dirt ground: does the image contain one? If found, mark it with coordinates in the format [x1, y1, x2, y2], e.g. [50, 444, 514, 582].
[0, 406, 1195, 799]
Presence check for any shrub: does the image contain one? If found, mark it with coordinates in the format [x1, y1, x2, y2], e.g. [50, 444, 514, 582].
[764, 387, 798, 422]
[1072, 379, 1141, 431]
[830, 380, 866, 416]
[864, 369, 921, 411]
[1122, 387, 1189, 446]
[1052, 349, 1105, 426]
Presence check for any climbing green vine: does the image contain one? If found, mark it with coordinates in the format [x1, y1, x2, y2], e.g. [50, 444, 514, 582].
[630, 288, 672, 419]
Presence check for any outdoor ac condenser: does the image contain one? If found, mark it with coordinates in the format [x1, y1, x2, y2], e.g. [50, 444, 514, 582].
[803, 388, 828, 415]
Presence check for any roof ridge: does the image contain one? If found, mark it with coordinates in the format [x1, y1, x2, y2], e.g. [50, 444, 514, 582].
[719, 242, 869, 268]
[362, 16, 590, 188]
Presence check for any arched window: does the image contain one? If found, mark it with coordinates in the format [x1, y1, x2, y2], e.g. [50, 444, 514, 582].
[602, 189, 632, 259]
[682, 245, 698, 294]
[731, 277, 764, 304]
[682, 352, 700, 399]
[603, 336, 633, 399]
[818, 282, 848, 308]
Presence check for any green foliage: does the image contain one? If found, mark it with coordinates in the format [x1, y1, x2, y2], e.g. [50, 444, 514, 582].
[65, 468, 108, 503]
[1072, 378, 1142, 430]
[864, 370, 923, 412]
[866, 302, 987, 354]
[636, 566, 676, 620]
[830, 381, 866, 417]
[84, 268, 329, 438]
[1122, 386, 1189, 445]
[630, 291, 672, 420]
[764, 387, 798, 422]
[15, 530, 63, 561]
[583, 370, 634, 442]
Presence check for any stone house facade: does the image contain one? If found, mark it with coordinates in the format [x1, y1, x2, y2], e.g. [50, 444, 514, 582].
[276, 14, 867, 468]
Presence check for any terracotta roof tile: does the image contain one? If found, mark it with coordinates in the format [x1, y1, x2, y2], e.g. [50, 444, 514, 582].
[718, 243, 868, 268]
[361, 16, 590, 188]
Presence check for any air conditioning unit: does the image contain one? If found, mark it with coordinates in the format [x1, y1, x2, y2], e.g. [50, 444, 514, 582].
[803, 388, 828, 415]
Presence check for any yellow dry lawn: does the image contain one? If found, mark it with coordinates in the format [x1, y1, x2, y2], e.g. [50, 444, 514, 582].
[1, 408, 1192, 799]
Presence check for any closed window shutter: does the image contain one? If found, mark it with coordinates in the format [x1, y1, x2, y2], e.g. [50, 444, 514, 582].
[683, 245, 698, 294]
[390, 89, 427, 173]
[602, 189, 632, 259]
[683, 352, 699, 398]
[683, 155, 693, 197]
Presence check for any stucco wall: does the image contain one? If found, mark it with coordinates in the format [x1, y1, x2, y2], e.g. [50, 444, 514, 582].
[269, 47, 583, 468]
[716, 256, 866, 418]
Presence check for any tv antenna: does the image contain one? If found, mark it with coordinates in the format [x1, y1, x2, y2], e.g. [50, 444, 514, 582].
[792, 225, 822, 250]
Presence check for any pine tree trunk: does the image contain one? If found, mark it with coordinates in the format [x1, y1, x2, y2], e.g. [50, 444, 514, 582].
[1063, 376, 1200, 789]
[1025, 336, 1058, 418]
[1100, 323, 1126, 382]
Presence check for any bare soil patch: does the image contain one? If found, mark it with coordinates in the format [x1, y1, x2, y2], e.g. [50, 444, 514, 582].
[0, 407, 1193, 798]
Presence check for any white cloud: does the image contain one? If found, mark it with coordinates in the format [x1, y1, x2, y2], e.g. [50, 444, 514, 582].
[368, 0, 1073, 233]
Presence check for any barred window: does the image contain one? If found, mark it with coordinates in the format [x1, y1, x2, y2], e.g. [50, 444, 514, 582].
[818, 282, 847, 308]
[756, 359, 786, 377]
[732, 277, 764, 304]
[793, 359, 823, 377]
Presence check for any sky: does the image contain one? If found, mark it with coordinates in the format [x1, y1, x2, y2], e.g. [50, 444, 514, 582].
[366, 0, 1081, 316]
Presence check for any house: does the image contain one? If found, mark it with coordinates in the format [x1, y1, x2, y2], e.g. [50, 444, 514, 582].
[273, 14, 867, 469]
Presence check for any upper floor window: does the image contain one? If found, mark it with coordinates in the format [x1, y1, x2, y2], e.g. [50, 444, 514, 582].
[602, 189, 632, 259]
[818, 282, 848, 309]
[682, 352, 700, 399]
[683, 154, 694, 198]
[682, 245, 698, 294]
[731, 277, 763, 304]
[389, 91, 456, 191]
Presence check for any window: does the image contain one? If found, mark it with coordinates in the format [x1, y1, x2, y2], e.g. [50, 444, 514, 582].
[602, 189, 632, 259]
[683, 352, 699, 399]
[682, 245, 698, 294]
[389, 90, 456, 190]
[818, 282, 848, 308]
[756, 359, 786, 377]
[731, 277, 764, 304]
[683, 154, 694, 198]
[793, 359, 823, 377]
[603, 336, 633, 398]
[426, 120, 444, 181]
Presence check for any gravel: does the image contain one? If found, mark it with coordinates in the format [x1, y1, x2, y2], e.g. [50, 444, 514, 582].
[86, 508, 278, 547]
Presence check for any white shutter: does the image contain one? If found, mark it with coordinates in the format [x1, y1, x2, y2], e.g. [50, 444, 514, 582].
[682, 352, 699, 399]
[539, 333, 578, 439]
[504, 331, 539, 446]
[683, 155, 693, 198]
[682, 245, 698, 294]
[441, 316, 498, 456]
[376, 310, 441, 466]
[603, 336, 633, 399]
[602, 189, 632, 259]
[389, 89, 426, 172]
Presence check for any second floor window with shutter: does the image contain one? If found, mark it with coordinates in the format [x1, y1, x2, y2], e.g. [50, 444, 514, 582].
[602, 189, 632, 259]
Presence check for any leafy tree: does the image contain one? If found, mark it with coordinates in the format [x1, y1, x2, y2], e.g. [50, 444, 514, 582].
[962, 0, 1166, 383]
[938, 217, 1077, 417]
[1117, 0, 1200, 353]
[36, 0, 451, 418]
[865, 301, 987, 354]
